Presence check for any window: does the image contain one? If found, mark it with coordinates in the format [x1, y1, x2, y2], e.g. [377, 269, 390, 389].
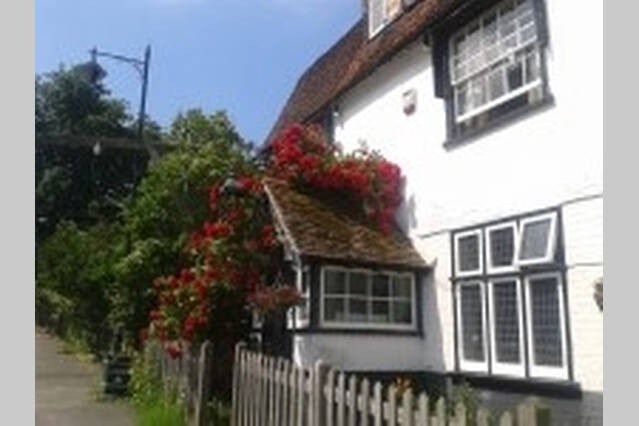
[454, 229, 483, 277]
[486, 221, 517, 273]
[441, 0, 550, 141]
[518, 212, 557, 265]
[456, 281, 488, 372]
[525, 273, 568, 379]
[453, 210, 569, 380]
[369, 0, 403, 37]
[321, 266, 416, 329]
[288, 265, 311, 329]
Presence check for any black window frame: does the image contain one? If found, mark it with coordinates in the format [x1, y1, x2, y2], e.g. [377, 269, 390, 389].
[451, 206, 574, 383]
[432, 0, 554, 148]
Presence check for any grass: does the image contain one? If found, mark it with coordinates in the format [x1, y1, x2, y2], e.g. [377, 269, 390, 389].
[134, 399, 187, 426]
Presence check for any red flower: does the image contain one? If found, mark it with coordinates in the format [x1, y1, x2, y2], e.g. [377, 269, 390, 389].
[165, 342, 182, 359]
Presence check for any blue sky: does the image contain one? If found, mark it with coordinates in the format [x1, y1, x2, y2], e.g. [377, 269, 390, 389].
[36, 0, 360, 144]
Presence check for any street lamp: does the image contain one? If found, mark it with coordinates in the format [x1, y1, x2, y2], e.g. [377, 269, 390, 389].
[88, 45, 152, 147]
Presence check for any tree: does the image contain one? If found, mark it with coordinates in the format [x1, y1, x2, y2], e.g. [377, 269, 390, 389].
[109, 109, 254, 346]
[35, 63, 162, 242]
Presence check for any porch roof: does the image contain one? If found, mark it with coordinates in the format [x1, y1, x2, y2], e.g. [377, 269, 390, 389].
[263, 177, 428, 270]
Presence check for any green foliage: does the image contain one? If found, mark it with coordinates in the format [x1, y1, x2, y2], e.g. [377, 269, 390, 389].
[168, 109, 240, 148]
[450, 381, 480, 425]
[36, 221, 125, 352]
[110, 110, 255, 347]
[35, 63, 164, 243]
[36, 64, 131, 137]
[129, 353, 187, 426]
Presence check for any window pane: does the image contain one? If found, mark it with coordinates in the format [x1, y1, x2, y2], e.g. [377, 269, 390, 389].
[529, 276, 563, 367]
[372, 274, 390, 297]
[460, 284, 485, 361]
[455, 83, 468, 116]
[392, 276, 412, 298]
[470, 76, 487, 110]
[492, 281, 521, 363]
[393, 301, 412, 324]
[372, 301, 390, 323]
[507, 61, 524, 90]
[520, 218, 552, 260]
[488, 67, 506, 101]
[350, 272, 368, 296]
[325, 270, 346, 294]
[324, 298, 346, 322]
[301, 271, 310, 293]
[349, 298, 368, 322]
[458, 233, 481, 273]
[489, 226, 515, 268]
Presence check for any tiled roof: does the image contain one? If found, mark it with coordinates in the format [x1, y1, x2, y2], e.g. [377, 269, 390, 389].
[266, 0, 460, 144]
[263, 177, 428, 270]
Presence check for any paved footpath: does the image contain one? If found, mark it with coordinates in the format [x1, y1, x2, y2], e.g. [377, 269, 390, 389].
[36, 329, 135, 426]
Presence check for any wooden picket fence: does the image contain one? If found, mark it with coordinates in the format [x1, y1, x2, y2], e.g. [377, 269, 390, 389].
[231, 343, 551, 426]
[146, 340, 218, 426]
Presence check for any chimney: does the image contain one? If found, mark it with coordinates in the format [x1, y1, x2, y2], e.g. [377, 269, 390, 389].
[361, 0, 369, 19]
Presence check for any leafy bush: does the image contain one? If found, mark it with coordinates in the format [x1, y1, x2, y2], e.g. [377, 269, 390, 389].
[129, 353, 187, 426]
[35, 220, 124, 353]
[109, 110, 254, 348]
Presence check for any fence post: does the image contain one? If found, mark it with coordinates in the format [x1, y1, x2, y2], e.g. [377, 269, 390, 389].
[313, 360, 329, 426]
[193, 340, 212, 426]
[231, 342, 246, 426]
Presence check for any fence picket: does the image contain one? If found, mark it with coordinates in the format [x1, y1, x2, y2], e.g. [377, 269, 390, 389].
[297, 367, 305, 426]
[274, 359, 283, 426]
[387, 384, 397, 426]
[402, 389, 414, 426]
[289, 367, 298, 426]
[360, 378, 370, 426]
[416, 392, 429, 426]
[347, 375, 357, 426]
[453, 401, 466, 426]
[267, 357, 275, 426]
[372, 382, 382, 426]
[282, 360, 290, 426]
[499, 411, 513, 426]
[431, 397, 446, 426]
[326, 369, 335, 426]
[231, 343, 243, 426]
[308, 367, 315, 426]
[336, 372, 346, 426]
[476, 408, 490, 426]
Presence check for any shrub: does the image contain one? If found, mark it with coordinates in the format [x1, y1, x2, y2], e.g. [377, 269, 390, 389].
[129, 352, 187, 426]
[35, 221, 123, 353]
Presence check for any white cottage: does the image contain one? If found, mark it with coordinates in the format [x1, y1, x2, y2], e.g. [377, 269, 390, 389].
[264, 0, 603, 424]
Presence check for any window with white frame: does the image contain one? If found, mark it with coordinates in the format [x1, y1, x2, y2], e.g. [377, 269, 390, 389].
[453, 209, 569, 380]
[321, 266, 416, 329]
[368, 0, 403, 37]
[444, 0, 549, 140]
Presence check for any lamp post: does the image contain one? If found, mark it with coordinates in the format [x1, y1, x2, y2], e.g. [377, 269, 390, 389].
[88, 45, 152, 148]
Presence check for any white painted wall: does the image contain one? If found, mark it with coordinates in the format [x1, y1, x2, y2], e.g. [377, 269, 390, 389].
[292, 0, 603, 398]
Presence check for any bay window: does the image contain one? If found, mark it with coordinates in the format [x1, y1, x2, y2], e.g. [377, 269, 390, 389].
[321, 266, 416, 329]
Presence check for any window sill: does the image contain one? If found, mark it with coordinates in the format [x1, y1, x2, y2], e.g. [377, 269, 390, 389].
[288, 327, 422, 337]
[448, 371, 581, 399]
[443, 94, 555, 151]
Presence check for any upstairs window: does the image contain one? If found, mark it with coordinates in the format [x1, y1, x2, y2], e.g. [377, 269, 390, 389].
[369, 0, 403, 37]
[437, 0, 551, 143]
